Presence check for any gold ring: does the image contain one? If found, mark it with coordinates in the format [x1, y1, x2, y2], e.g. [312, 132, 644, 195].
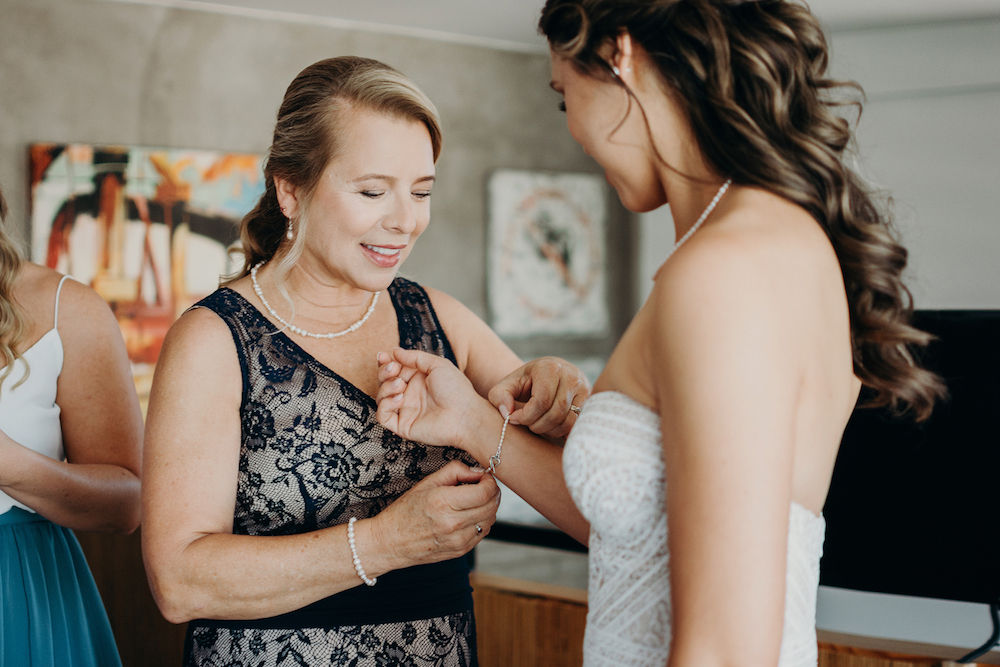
[570, 405, 582, 415]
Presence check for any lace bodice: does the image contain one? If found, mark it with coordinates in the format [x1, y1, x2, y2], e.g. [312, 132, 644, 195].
[563, 391, 826, 667]
[199, 282, 477, 536]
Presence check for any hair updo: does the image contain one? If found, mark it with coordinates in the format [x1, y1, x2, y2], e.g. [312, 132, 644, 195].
[540, 0, 945, 420]
[231, 56, 442, 288]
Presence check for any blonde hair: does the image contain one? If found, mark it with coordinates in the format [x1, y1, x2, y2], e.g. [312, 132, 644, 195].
[228, 56, 443, 308]
[0, 184, 29, 392]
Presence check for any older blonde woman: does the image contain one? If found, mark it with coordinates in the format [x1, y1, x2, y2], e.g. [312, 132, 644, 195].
[142, 56, 589, 667]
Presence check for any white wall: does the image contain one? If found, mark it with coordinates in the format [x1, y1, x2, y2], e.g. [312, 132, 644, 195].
[830, 19, 1000, 309]
[635, 18, 1000, 311]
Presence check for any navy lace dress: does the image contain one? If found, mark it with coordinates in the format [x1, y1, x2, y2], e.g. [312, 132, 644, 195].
[184, 278, 480, 667]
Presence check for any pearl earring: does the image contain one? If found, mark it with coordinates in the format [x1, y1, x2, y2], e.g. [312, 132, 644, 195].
[281, 206, 293, 240]
[612, 66, 621, 76]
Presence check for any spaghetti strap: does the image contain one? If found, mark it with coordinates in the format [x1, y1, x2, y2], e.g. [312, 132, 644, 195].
[53, 274, 72, 328]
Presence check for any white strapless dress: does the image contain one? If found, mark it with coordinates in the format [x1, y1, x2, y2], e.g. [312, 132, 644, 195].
[563, 391, 826, 667]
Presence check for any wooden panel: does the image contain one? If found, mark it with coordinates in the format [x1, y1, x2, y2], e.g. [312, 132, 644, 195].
[819, 629, 1000, 665]
[471, 573, 587, 667]
[819, 641, 983, 667]
[74, 529, 186, 667]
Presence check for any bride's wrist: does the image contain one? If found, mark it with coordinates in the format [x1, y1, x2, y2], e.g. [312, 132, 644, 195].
[454, 398, 503, 465]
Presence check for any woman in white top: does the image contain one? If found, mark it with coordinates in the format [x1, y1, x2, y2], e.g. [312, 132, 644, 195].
[374, 1, 945, 666]
[0, 183, 143, 666]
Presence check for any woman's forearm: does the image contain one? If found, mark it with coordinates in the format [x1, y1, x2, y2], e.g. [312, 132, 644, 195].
[144, 458, 498, 624]
[0, 434, 140, 533]
[462, 402, 590, 544]
[146, 519, 393, 624]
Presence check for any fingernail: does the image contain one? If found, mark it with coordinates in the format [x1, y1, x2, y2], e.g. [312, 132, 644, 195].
[470, 466, 485, 473]
[498, 404, 509, 419]
[376, 352, 384, 364]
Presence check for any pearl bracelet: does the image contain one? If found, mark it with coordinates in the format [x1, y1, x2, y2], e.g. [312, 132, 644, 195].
[486, 413, 511, 474]
[347, 517, 377, 587]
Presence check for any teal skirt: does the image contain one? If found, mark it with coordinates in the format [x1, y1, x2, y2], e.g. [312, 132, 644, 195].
[0, 507, 122, 667]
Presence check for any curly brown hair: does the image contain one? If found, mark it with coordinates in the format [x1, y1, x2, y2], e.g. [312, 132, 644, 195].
[540, 0, 945, 420]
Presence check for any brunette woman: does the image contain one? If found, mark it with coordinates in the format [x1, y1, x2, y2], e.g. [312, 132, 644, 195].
[376, 2, 944, 666]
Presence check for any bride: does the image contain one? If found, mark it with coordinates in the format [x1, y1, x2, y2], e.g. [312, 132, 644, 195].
[376, 1, 943, 665]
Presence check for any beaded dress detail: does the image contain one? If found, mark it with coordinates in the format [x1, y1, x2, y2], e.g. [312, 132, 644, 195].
[563, 392, 826, 667]
[184, 278, 479, 667]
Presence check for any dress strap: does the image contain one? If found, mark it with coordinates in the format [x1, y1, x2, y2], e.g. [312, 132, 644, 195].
[388, 278, 458, 365]
[53, 274, 73, 328]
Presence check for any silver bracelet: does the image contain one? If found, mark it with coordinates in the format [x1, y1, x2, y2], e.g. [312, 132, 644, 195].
[347, 517, 377, 586]
[486, 413, 511, 474]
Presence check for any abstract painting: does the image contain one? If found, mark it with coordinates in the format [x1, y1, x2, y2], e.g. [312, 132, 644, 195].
[30, 143, 264, 392]
[487, 169, 608, 338]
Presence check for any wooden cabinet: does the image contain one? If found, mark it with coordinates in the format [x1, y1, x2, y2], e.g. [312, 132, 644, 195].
[75, 529, 186, 667]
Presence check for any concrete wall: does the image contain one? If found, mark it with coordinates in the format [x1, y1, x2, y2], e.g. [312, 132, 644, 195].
[0, 0, 633, 357]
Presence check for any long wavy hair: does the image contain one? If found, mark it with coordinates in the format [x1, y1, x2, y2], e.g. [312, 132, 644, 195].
[226, 56, 443, 313]
[0, 184, 29, 392]
[540, 0, 945, 420]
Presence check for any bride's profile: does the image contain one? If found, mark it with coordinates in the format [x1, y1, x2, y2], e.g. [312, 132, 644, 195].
[376, 1, 944, 665]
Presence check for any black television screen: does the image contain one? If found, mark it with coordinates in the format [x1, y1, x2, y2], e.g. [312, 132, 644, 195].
[820, 310, 1000, 605]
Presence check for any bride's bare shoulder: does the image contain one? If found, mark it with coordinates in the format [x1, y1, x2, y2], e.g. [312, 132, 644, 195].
[653, 189, 834, 307]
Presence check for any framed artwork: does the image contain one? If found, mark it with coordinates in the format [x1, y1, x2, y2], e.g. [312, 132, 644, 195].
[487, 169, 608, 338]
[30, 143, 265, 392]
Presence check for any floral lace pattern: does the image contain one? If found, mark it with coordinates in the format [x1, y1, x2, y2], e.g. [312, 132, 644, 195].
[563, 391, 826, 667]
[186, 280, 478, 666]
[186, 611, 476, 667]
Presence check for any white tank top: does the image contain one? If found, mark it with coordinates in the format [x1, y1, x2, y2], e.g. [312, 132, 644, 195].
[563, 390, 827, 667]
[0, 274, 71, 515]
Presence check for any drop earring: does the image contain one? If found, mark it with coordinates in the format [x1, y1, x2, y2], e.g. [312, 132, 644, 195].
[281, 206, 293, 240]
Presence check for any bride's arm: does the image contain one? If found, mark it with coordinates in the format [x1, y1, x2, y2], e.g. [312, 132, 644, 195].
[651, 245, 797, 667]
[421, 287, 589, 439]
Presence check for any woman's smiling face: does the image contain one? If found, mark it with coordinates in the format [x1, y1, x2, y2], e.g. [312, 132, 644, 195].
[281, 108, 436, 292]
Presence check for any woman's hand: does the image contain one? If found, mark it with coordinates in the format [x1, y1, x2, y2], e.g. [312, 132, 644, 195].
[369, 460, 499, 569]
[377, 349, 592, 545]
[488, 357, 590, 439]
[375, 348, 486, 451]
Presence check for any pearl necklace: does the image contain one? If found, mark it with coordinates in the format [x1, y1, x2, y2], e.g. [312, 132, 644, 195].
[250, 261, 380, 339]
[662, 179, 733, 263]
